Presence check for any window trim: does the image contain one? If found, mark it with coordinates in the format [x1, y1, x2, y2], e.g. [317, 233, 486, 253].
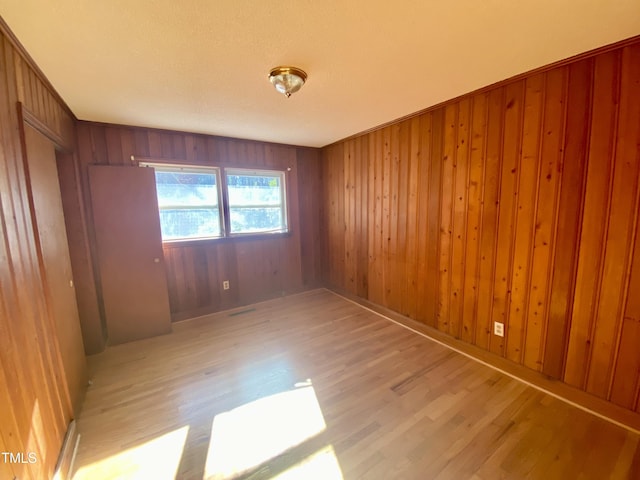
[224, 167, 288, 236]
[140, 162, 290, 244]
[140, 162, 225, 242]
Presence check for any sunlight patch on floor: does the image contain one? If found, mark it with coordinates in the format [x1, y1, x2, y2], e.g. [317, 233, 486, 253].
[271, 445, 344, 480]
[73, 426, 189, 480]
[204, 381, 328, 479]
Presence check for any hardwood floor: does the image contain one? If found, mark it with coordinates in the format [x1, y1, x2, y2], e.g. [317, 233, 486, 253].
[72, 289, 640, 479]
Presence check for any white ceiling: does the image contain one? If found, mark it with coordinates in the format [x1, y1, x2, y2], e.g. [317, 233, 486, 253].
[1, 1, 639, 148]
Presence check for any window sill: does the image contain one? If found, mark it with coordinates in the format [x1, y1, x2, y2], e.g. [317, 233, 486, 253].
[161, 231, 292, 248]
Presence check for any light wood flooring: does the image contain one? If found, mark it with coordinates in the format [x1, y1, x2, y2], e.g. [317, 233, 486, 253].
[72, 289, 640, 479]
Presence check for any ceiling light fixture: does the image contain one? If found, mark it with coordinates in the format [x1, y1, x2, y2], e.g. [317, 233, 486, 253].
[269, 66, 307, 98]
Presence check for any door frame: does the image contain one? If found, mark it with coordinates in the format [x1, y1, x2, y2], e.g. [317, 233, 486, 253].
[17, 102, 74, 418]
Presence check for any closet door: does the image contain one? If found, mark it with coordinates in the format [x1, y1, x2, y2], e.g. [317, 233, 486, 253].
[88, 165, 171, 344]
[24, 124, 86, 414]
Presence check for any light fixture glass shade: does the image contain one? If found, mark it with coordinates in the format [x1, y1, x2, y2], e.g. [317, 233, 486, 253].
[269, 66, 307, 98]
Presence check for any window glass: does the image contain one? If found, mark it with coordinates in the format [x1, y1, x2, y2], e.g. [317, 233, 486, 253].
[153, 168, 222, 241]
[226, 170, 287, 234]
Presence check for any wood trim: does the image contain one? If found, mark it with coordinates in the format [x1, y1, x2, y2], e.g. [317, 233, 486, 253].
[52, 420, 79, 480]
[18, 102, 72, 152]
[168, 289, 303, 322]
[329, 34, 640, 148]
[136, 158, 297, 182]
[135, 155, 297, 172]
[0, 16, 76, 121]
[328, 287, 640, 433]
[160, 232, 293, 249]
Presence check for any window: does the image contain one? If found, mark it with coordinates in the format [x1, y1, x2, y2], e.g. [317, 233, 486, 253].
[142, 163, 288, 242]
[226, 169, 287, 235]
[149, 165, 223, 241]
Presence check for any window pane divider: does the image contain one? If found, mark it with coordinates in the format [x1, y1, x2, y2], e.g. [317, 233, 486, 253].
[158, 205, 219, 210]
[228, 204, 282, 209]
[231, 228, 288, 235]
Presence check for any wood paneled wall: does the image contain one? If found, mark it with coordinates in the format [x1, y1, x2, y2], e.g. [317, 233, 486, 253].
[76, 122, 323, 322]
[322, 39, 640, 412]
[0, 20, 85, 480]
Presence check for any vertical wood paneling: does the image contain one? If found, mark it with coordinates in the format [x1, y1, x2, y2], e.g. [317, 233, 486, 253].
[426, 111, 443, 327]
[414, 116, 432, 325]
[321, 37, 640, 415]
[56, 151, 104, 355]
[134, 130, 150, 156]
[370, 129, 384, 305]
[522, 67, 566, 372]
[405, 117, 421, 320]
[105, 127, 123, 165]
[611, 213, 640, 409]
[397, 122, 409, 315]
[194, 244, 210, 307]
[449, 98, 470, 339]
[204, 247, 221, 308]
[297, 147, 323, 289]
[0, 23, 81, 480]
[475, 88, 504, 351]
[543, 60, 592, 379]
[461, 93, 488, 344]
[335, 143, 344, 289]
[8, 72, 69, 470]
[367, 133, 378, 302]
[564, 52, 620, 388]
[0, 364, 25, 480]
[586, 44, 640, 399]
[357, 137, 369, 298]
[438, 104, 456, 333]
[344, 139, 356, 292]
[490, 81, 524, 357]
[381, 126, 392, 306]
[327, 142, 345, 289]
[119, 128, 136, 166]
[163, 247, 180, 309]
[506, 74, 544, 364]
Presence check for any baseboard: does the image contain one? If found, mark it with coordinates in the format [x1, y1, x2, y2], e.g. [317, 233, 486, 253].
[53, 420, 80, 480]
[328, 287, 640, 434]
[170, 287, 315, 322]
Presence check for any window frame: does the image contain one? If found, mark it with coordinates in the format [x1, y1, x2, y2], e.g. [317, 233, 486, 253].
[140, 161, 291, 245]
[224, 167, 289, 237]
[141, 162, 225, 243]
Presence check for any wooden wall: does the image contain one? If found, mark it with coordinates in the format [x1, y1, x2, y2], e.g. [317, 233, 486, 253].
[0, 21, 85, 480]
[322, 39, 640, 412]
[75, 122, 323, 323]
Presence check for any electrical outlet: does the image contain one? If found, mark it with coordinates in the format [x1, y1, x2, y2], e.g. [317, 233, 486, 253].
[494, 321, 504, 337]
[223, 280, 230, 290]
